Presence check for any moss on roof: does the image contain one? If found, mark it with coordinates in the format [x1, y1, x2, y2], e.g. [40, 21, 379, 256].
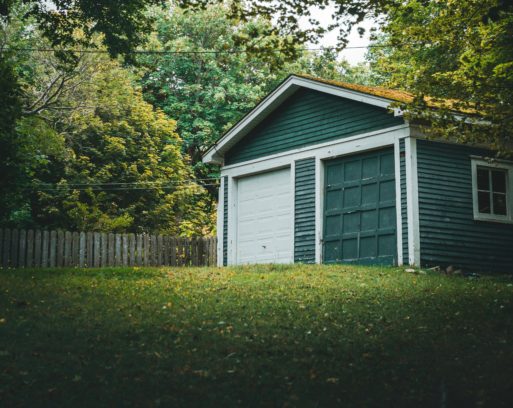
[295, 74, 476, 114]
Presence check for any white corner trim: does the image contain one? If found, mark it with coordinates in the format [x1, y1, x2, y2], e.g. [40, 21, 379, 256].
[315, 157, 324, 264]
[217, 177, 225, 266]
[470, 157, 513, 224]
[405, 137, 421, 266]
[227, 176, 238, 265]
[202, 75, 398, 164]
[290, 160, 296, 262]
[394, 138, 403, 265]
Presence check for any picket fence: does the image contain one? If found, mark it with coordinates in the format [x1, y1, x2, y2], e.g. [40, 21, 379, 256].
[0, 228, 217, 268]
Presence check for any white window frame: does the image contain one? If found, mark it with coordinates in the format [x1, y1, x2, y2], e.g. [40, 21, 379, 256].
[471, 157, 513, 223]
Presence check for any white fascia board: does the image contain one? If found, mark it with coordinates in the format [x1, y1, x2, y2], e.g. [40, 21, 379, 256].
[203, 75, 397, 165]
[202, 76, 300, 165]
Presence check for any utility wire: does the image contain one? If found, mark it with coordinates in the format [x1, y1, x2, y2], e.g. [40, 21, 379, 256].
[28, 178, 220, 187]
[1, 43, 412, 55]
[20, 180, 220, 192]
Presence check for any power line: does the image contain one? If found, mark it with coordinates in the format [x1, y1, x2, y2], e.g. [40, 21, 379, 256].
[20, 180, 220, 192]
[29, 178, 220, 187]
[1, 43, 408, 55]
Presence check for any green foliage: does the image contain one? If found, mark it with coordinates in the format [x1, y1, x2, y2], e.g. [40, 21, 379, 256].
[179, 0, 389, 48]
[0, 56, 24, 223]
[1, 9, 213, 235]
[1, 0, 162, 60]
[31, 57, 212, 234]
[138, 5, 289, 180]
[1, 265, 513, 406]
[371, 0, 513, 152]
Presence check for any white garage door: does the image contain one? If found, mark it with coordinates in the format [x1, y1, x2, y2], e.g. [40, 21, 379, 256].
[236, 168, 293, 264]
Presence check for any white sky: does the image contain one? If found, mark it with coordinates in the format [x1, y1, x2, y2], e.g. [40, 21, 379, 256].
[299, 5, 376, 64]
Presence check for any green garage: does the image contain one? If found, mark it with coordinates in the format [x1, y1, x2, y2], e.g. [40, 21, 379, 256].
[203, 74, 513, 272]
[324, 148, 396, 265]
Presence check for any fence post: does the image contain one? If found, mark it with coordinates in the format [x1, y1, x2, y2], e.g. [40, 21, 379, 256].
[136, 234, 143, 266]
[11, 229, 19, 268]
[122, 234, 128, 266]
[34, 230, 42, 268]
[94, 233, 101, 268]
[18, 229, 26, 268]
[50, 231, 57, 267]
[26, 229, 34, 268]
[108, 233, 115, 266]
[129, 233, 136, 266]
[157, 235, 163, 266]
[115, 234, 121, 266]
[72, 231, 80, 267]
[2, 228, 10, 268]
[79, 232, 86, 267]
[101, 233, 108, 267]
[86, 232, 93, 268]
[41, 230, 49, 268]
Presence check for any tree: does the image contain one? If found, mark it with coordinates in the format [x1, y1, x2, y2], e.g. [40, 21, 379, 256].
[178, 0, 390, 48]
[138, 4, 296, 185]
[180, 0, 513, 151]
[1, 10, 213, 235]
[372, 0, 513, 153]
[1, 0, 162, 60]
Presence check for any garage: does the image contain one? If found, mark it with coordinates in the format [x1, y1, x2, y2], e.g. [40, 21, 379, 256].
[323, 148, 397, 265]
[236, 168, 293, 264]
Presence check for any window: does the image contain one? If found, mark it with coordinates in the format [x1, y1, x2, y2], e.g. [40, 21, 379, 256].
[471, 158, 513, 223]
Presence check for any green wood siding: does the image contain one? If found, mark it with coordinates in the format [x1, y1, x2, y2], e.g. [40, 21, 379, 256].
[400, 139, 408, 263]
[294, 158, 316, 263]
[417, 140, 513, 272]
[223, 176, 228, 266]
[225, 88, 404, 165]
[323, 148, 397, 265]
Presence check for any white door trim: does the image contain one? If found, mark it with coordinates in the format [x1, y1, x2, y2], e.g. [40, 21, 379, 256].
[405, 137, 421, 266]
[219, 125, 411, 266]
[394, 138, 404, 265]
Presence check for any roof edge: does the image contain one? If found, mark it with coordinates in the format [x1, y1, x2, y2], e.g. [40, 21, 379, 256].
[202, 74, 401, 165]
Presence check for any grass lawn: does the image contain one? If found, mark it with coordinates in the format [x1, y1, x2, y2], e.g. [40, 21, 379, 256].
[1, 265, 512, 407]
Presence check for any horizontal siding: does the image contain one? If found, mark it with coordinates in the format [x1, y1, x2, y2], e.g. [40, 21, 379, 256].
[417, 140, 513, 272]
[294, 158, 316, 263]
[225, 88, 404, 165]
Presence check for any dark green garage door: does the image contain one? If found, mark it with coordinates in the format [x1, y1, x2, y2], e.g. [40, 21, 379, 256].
[323, 148, 397, 265]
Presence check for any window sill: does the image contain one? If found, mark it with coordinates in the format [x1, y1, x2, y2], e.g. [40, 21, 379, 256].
[473, 215, 513, 225]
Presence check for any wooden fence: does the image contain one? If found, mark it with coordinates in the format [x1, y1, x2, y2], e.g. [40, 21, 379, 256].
[0, 228, 217, 268]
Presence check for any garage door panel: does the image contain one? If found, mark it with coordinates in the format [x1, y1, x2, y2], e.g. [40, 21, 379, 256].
[324, 148, 397, 265]
[236, 168, 293, 264]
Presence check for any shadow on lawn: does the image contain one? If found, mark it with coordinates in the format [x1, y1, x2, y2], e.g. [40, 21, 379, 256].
[0, 267, 512, 407]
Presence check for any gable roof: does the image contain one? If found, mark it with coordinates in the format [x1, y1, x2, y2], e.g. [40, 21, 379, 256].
[202, 74, 408, 165]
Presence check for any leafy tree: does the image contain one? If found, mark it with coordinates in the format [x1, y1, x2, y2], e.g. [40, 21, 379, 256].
[371, 0, 513, 152]
[181, 1, 513, 151]
[138, 4, 295, 185]
[1, 0, 162, 60]
[1, 10, 213, 235]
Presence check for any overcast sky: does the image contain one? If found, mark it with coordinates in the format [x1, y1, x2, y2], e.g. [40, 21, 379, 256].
[299, 5, 376, 64]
